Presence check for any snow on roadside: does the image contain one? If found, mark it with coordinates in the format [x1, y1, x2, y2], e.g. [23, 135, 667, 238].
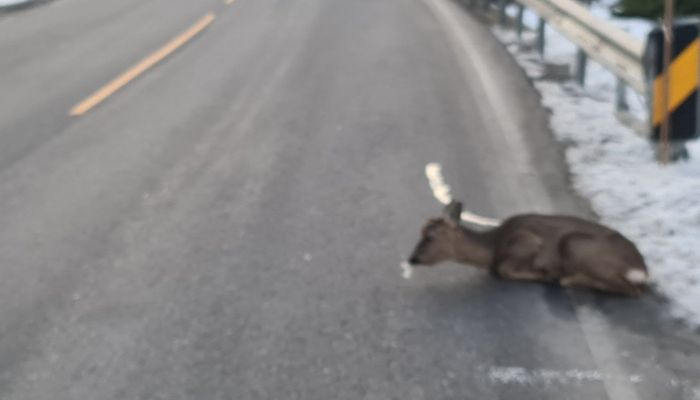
[0, 0, 31, 7]
[494, 5, 700, 326]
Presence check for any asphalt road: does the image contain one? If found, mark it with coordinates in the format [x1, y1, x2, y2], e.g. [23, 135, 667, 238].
[1, 0, 699, 399]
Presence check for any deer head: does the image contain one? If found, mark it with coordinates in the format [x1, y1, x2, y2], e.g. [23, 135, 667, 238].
[407, 201, 465, 266]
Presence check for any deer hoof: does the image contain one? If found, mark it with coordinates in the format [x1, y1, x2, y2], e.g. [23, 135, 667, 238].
[559, 277, 575, 287]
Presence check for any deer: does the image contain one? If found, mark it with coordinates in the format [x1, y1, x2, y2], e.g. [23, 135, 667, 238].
[404, 200, 649, 296]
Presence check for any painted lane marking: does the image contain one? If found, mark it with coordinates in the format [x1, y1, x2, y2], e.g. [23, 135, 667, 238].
[224, 0, 236, 4]
[70, 13, 216, 116]
[486, 366, 643, 386]
[425, 163, 500, 227]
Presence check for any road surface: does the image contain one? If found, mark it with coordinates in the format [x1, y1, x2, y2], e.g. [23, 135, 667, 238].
[0, 0, 698, 399]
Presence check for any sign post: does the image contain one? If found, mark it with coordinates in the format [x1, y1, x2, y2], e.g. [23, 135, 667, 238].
[660, 0, 674, 164]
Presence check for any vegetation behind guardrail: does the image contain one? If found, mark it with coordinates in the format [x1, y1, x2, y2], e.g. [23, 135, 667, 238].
[613, 0, 700, 19]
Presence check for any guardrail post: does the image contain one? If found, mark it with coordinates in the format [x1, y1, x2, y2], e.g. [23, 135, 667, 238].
[615, 78, 629, 112]
[498, 0, 508, 26]
[537, 17, 546, 57]
[516, 4, 525, 40]
[574, 0, 591, 86]
[575, 49, 587, 86]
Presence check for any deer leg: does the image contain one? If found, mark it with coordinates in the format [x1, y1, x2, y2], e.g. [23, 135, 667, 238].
[560, 272, 642, 296]
[560, 274, 596, 288]
[496, 257, 552, 282]
[492, 230, 543, 280]
[532, 252, 562, 282]
[560, 237, 646, 296]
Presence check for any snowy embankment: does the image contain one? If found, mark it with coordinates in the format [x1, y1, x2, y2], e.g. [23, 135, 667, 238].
[0, 0, 32, 7]
[494, 1, 700, 326]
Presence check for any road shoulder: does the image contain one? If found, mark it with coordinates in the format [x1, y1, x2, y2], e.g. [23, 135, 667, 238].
[423, 0, 700, 398]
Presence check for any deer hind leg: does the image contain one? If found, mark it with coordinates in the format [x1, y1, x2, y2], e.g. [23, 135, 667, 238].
[559, 234, 644, 296]
[560, 273, 604, 289]
[560, 272, 643, 296]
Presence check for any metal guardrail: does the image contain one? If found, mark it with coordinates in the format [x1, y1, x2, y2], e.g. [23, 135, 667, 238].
[511, 0, 646, 93]
[481, 0, 699, 153]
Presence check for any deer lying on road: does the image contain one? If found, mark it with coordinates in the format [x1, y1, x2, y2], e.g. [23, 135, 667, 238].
[406, 201, 649, 296]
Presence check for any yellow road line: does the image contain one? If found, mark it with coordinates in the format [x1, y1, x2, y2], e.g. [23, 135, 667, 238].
[70, 13, 216, 116]
[652, 39, 700, 126]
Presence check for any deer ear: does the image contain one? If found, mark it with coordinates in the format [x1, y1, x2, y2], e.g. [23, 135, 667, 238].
[443, 200, 462, 224]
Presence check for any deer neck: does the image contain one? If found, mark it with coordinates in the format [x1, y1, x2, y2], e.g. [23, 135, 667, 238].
[454, 226, 496, 268]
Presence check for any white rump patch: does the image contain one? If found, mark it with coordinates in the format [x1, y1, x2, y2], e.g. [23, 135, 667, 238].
[400, 261, 414, 280]
[625, 269, 648, 284]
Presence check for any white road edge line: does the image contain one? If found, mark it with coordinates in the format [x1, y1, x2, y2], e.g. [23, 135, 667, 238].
[486, 365, 643, 386]
[425, 162, 500, 227]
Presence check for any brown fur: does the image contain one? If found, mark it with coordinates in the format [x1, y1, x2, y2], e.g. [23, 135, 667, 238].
[408, 201, 649, 296]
